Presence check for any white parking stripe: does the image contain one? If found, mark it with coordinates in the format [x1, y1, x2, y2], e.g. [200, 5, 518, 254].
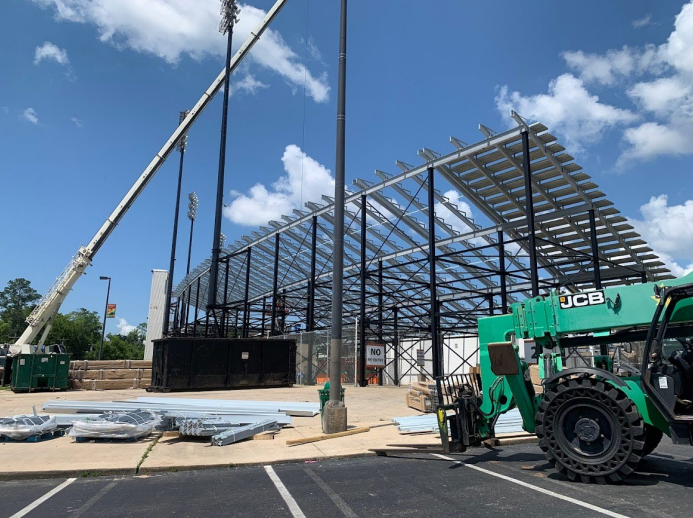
[71, 481, 117, 518]
[9, 478, 77, 518]
[432, 454, 630, 518]
[304, 467, 358, 518]
[264, 465, 307, 518]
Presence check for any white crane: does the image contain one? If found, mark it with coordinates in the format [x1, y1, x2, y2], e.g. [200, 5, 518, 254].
[9, 0, 290, 356]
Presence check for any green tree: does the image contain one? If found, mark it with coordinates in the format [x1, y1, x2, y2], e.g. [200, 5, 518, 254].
[94, 324, 146, 360]
[0, 278, 40, 340]
[45, 309, 101, 360]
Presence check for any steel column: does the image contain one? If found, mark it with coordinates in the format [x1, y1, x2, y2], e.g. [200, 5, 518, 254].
[377, 259, 383, 386]
[222, 258, 230, 337]
[521, 130, 539, 297]
[242, 247, 252, 338]
[271, 233, 280, 336]
[261, 296, 267, 337]
[393, 306, 399, 386]
[193, 278, 200, 337]
[427, 167, 442, 378]
[588, 209, 602, 290]
[308, 216, 317, 332]
[359, 194, 368, 387]
[498, 230, 508, 314]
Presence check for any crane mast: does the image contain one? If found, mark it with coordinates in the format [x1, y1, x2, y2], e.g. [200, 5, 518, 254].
[11, 0, 290, 355]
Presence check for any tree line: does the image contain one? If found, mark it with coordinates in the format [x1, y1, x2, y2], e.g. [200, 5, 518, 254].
[0, 278, 146, 360]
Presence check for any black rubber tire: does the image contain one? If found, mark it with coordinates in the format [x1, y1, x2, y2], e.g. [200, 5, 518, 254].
[536, 376, 646, 484]
[642, 425, 664, 457]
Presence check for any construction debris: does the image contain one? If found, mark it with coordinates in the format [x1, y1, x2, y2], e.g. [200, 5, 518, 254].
[405, 381, 437, 413]
[286, 426, 370, 446]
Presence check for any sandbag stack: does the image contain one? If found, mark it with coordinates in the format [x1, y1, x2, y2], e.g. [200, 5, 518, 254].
[69, 360, 152, 390]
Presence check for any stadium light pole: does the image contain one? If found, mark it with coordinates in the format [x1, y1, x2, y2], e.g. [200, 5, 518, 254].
[163, 109, 190, 337]
[324, 0, 348, 434]
[98, 276, 111, 361]
[208, 0, 239, 313]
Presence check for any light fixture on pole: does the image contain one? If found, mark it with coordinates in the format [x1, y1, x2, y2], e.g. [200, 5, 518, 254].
[163, 109, 191, 337]
[98, 276, 111, 361]
[208, 0, 240, 314]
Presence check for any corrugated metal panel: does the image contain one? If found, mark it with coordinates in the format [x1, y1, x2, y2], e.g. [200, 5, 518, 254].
[144, 269, 168, 361]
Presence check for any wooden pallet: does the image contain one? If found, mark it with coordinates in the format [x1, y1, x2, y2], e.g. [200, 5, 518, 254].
[74, 435, 141, 443]
[2, 429, 65, 443]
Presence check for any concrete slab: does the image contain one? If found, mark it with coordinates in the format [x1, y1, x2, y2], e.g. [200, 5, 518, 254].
[0, 385, 440, 478]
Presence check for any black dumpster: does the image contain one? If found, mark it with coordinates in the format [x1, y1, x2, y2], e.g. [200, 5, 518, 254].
[149, 337, 296, 392]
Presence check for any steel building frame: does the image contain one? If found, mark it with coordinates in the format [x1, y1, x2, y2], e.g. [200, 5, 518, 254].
[171, 116, 671, 386]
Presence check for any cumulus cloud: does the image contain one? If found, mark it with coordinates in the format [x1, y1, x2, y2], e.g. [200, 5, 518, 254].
[29, 0, 329, 102]
[629, 195, 693, 277]
[224, 144, 334, 226]
[115, 317, 136, 335]
[496, 1, 693, 167]
[495, 74, 637, 152]
[230, 73, 268, 97]
[23, 108, 39, 124]
[562, 45, 662, 86]
[34, 41, 69, 65]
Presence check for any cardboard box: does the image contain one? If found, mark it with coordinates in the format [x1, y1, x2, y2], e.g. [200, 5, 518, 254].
[529, 364, 541, 386]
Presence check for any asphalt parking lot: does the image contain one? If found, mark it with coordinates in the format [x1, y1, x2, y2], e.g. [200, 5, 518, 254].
[2, 441, 692, 518]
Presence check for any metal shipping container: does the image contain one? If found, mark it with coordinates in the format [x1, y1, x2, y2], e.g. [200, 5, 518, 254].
[149, 338, 296, 392]
[10, 353, 70, 393]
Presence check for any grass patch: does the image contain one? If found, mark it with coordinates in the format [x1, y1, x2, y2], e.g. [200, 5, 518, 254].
[80, 471, 100, 478]
[135, 436, 160, 475]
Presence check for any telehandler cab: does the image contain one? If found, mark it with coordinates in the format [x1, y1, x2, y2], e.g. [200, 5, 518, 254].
[436, 272, 693, 483]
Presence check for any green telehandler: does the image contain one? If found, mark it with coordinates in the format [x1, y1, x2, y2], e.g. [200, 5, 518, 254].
[436, 271, 693, 483]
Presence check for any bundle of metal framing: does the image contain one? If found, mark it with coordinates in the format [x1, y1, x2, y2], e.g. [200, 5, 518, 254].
[42, 398, 314, 419]
[159, 411, 292, 431]
[211, 419, 279, 446]
[393, 408, 523, 434]
[179, 418, 240, 437]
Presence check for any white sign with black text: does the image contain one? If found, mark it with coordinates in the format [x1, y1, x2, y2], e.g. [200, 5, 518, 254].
[366, 344, 386, 367]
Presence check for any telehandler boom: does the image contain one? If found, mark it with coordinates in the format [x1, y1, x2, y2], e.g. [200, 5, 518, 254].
[437, 271, 693, 483]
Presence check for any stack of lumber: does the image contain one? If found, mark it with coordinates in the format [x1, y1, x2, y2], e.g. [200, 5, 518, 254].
[69, 360, 152, 390]
[528, 364, 543, 394]
[406, 380, 437, 413]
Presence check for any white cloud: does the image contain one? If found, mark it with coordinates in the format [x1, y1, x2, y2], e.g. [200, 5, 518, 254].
[633, 14, 653, 29]
[230, 73, 268, 97]
[496, 1, 693, 166]
[30, 0, 330, 103]
[562, 45, 662, 86]
[495, 74, 637, 152]
[23, 108, 39, 124]
[224, 144, 334, 226]
[115, 317, 136, 335]
[71, 116, 82, 127]
[629, 194, 693, 277]
[34, 41, 69, 66]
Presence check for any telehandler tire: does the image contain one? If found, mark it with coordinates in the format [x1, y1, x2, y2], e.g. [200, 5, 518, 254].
[536, 376, 646, 484]
[642, 425, 663, 457]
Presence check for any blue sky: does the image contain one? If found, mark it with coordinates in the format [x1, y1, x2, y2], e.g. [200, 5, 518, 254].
[1, 0, 692, 335]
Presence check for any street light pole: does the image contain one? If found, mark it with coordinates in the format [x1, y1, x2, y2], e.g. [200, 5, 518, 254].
[324, 0, 348, 434]
[163, 110, 190, 337]
[208, 0, 239, 313]
[98, 276, 111, 361]
[186, 192, 198, 276]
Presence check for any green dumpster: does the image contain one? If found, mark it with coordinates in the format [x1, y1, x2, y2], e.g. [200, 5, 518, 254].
[318, 381, 345, 414]
[10, 353, 70, 393]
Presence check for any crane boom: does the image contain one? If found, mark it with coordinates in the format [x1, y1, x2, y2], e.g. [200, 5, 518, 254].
[12, 0, 290, 353]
